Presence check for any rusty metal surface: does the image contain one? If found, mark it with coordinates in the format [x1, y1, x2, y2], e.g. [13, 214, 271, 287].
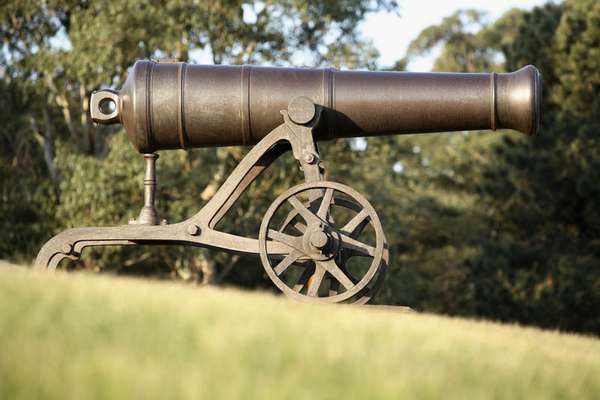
[91, 60, 541, 153]
[36, 60, 542, 305]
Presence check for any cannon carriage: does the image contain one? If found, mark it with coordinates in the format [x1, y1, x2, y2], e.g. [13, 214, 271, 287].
[36, 60, 541, 304]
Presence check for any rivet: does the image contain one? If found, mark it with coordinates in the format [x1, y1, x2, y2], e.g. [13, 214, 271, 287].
[187, 224, 200, 236]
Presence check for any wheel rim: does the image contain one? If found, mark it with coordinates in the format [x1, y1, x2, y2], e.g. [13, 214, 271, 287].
[259, 181, 386, 303]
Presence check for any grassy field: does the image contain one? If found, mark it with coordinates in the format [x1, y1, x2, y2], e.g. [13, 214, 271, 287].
[0, 266, 599, 399]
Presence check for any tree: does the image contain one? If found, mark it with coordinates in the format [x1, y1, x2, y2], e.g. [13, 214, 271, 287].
[0, 0, 397, 282]
[388, 1, 600, 334]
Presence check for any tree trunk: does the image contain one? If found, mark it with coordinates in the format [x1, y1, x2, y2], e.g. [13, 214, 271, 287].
[175, 31, 189, 61]
[46, 76, 79, 144]
[30, 106, 58, 181]
[80, 84, 95, 154]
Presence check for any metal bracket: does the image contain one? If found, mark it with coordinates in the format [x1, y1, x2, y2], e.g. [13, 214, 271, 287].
[129, 153, 163, 225]
[35, 98, 326, 270]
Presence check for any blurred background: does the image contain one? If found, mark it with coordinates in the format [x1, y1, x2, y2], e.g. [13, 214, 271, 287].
[1, 0, 599, 335]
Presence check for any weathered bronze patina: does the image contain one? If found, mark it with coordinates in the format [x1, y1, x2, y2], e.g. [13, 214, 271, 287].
[37, 60, 542, 304]
[91, 60, 540, 151]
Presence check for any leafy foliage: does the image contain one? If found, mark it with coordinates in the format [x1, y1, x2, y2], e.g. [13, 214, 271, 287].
[0, 0, 395, 271]
[385, 0, 600, 334]
[1, 0, 599, 334]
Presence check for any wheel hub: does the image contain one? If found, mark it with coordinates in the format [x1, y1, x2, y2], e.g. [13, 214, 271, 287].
[309, 230, 329, 249]
[301, 223, 343, 261]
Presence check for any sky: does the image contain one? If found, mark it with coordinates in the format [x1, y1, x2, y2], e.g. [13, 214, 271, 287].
[362, 0, 549, 71]
[44, 0, 550, 71]
[187, 0, 550, 69]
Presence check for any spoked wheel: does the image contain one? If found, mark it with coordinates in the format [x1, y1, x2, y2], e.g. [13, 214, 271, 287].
[259, 181, 388, 304]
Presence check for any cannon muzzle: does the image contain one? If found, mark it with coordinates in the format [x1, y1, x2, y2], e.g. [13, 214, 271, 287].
[91, 60, 541, 153]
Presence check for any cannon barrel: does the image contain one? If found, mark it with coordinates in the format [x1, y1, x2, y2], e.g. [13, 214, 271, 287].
[91, 60, 541, 153]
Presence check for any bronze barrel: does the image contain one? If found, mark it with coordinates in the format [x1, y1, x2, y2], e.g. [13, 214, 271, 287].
[90, 60, 542, 153]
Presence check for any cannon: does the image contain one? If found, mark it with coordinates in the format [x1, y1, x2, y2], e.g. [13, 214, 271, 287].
[36, 60, 542, 304]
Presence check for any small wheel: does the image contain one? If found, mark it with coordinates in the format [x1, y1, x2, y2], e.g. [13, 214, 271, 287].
[259, 181, 388, 304]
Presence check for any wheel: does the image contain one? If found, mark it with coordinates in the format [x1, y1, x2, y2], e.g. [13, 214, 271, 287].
[259, 181, 388, 304]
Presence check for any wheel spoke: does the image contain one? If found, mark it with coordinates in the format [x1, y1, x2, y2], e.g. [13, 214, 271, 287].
[279, 211, 307, 234]
[291, 221, 307, 234]
[306, 265, 326, 296]
[279, 211, 296, 232]
[316, 188, 334, 220]
[267, 229, 304, 252]
[318, 260, 354, 290]
[273, 251, 302, 275]
[341, 209, 370, 238]
[338, 258, 359, 285]
[293, 265, 315, 292]
[339, 233, 376, 257]
[329, 278, 339, 296]
[287, 195, 320, 224]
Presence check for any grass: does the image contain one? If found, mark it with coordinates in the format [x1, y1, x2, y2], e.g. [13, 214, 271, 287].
[0, 266, 599, 399]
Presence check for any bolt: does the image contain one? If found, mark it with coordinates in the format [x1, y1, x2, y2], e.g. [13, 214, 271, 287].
[288, 96, 316, 125]
[62, 243, 72, 254]
[187, 224, 201, 236]
[303, 153, 315, 164]
[310, 230, 329, 249]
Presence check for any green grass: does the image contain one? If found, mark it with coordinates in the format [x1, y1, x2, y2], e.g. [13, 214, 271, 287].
[0, 267, 599, 399]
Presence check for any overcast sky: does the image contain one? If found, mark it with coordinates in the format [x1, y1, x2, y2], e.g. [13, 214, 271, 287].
[363, 0, 549, 70]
